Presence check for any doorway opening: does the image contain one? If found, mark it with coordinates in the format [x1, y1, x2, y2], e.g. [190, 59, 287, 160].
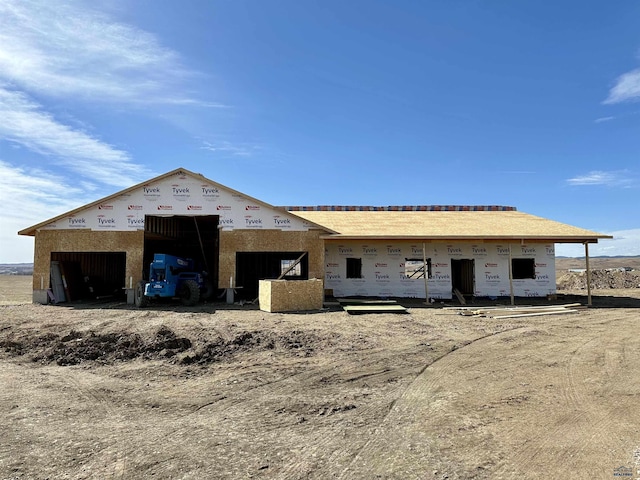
[451, 258, 475, 295]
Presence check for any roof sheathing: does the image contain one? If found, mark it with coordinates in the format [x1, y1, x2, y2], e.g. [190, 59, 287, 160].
[287, 209, 612, 243]
[284, 205, 517, 211]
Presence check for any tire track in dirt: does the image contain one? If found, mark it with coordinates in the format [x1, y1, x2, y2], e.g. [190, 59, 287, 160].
[334, 313, 640, 479]
[26, 339, 372, 478]
[0, 362, 131, 479]
[268, 331, 502, 478]
[76, 352, 390, 478]
[273, 376, 400, 478]
[495, 336, 598, 478]
[491, 315, 639, 479]
[228, 354, 407, 478]
[45, 367, 131, 479]
[563, 325, 636, 463]
[165, 342, 433, 479]
[57, 363, 251, 478]
[0, 364, 35, 477]
[337, 325, 526, 479]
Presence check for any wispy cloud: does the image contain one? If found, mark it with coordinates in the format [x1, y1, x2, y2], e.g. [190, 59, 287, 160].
[594, 116, 614, 123]
[0, 0, 221, 187]
[0, 88, 148, 187]
[566, 170, 636, 187]
[0, 160, 89, 222]
[0, 160, 98, 262]
[0, 0, 209, 106]
[0, 0, 234, 262]
[604, 68, 640, 104]
[201, 141, 261, 157]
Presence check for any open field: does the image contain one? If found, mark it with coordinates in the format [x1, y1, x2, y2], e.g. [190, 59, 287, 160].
[0, 275, 32, 305]
[1, 274, 640, 479]
[556, 256, 640, 271]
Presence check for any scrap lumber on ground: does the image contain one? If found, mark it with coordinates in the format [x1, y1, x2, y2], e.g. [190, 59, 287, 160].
[449, 303, 584, 319]
[453, 288, 466, 305]
[338, 298, 408, 315]
[343, 304, 409, 314]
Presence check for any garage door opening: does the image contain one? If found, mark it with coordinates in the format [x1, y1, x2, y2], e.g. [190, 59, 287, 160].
[50, 252, 126, 302]
[143, 215, 219, 289]
[236, 252, 308, 299]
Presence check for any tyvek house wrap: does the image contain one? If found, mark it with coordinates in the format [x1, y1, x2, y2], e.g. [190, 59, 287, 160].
[324, 241, 556, 299]
[38, 171, 311, 232]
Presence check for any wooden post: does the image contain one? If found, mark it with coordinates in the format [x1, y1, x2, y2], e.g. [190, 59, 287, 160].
[508, 244, 515, 306]
[585, 242, 592, 306]
[422, 242, 429, 303]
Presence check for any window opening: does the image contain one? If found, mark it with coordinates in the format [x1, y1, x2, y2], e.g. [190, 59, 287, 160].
[346, 258, 362, 279]
[512, 258, 535, 279]
[281, 259, 302, 277]
[405, 258, 431, 279]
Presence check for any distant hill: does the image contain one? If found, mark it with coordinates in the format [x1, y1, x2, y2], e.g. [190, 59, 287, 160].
[0, 263, 33, 275]
[555, 256, 640, 271]
[556, 255, 640, 259]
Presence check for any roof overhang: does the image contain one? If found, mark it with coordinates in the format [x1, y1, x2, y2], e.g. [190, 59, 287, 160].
[320, 235, 611, 243]
[288, 209, 612, 245]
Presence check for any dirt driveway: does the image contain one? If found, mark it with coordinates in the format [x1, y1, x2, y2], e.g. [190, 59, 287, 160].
[1, 290, 639, 479]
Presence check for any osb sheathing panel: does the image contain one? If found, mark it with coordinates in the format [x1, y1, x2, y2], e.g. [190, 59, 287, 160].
[259, 279, 324, 313]
[32, 230, 144, 290]
[219, 229, 325, 289]
[291, 210, 610, 241]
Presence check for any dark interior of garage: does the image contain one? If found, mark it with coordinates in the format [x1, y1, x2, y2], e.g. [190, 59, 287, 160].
[142, 215, 219, 288]
[50, 252, 126, 301]
[235, 251, 308, 299]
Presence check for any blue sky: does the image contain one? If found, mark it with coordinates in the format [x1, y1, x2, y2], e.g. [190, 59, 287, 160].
[1, 0, 639, 262]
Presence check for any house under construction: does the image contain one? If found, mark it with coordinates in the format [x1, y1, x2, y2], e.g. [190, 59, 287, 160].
[18, 167, 611, 306]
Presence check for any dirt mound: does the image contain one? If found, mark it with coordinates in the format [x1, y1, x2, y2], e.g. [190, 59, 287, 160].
[557, 269, 640, 290]
[30, 326, 192, 365]
[180, 329, 319, 365]
[0, 325, 322, 366]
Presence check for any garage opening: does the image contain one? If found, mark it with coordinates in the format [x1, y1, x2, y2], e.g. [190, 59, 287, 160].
[50, 252, 126, 302]
[451, 258, 475, 295]
[236, 252, 308, 299]
[143, 215, 219, 289]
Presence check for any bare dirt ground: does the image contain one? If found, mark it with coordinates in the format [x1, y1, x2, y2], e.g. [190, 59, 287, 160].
[1, 275, 640, 479]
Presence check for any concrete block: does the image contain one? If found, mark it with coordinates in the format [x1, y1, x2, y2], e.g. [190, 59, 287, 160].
[32, 289, 49, 305]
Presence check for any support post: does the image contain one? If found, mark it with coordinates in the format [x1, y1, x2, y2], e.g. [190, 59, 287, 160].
[226, 276, 234, 304]
[422, 242, 429, 303]
[508, 244, 515, 306]
[585, 242, 592, 306]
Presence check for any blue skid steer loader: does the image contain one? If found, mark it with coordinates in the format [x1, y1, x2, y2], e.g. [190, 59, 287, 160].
[135, 254, 211, 307]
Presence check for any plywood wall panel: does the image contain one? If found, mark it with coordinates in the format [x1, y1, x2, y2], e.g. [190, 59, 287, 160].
[219, 229, 324, 289]
[259, 279, 324, 312]
[32, 230, 144, 291]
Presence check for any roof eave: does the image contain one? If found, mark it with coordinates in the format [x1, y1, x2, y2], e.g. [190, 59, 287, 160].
[320, 234, 612, 243]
